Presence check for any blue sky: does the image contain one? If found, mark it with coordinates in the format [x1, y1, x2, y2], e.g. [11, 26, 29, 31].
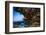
[13, 7, 24, 22]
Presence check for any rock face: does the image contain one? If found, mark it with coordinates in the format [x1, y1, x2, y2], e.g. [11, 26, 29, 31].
[22, 8, 40, 27]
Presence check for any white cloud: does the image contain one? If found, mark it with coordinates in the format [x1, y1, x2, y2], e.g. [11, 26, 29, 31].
[13, 12, 24, 22]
